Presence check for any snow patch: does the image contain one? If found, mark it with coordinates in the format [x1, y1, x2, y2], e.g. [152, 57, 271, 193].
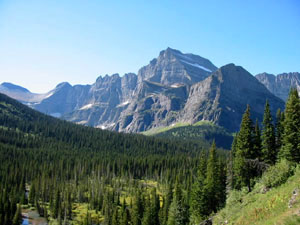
[50, 112, 61, 118]
[181, 60, 212, 72]
[96, 123, 115, 130]
[77, 120, 88, 125]
[80, 103, 94, 110]
[44, 92, 54, 99]
[117, 101, 130, 107]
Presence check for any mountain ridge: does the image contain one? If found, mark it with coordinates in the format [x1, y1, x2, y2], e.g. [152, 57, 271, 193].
[0, 48, 292, 133]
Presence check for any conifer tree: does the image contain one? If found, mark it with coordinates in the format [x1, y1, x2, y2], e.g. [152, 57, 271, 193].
[279, 88, 300, 162]
[167, 182, 188, 225]
[190, 151, 207, 224]
[111, 207, 119, 225]
[226, 151, 234, 194]
[142, 195, 152, 225]
[53, 189, 61, 219]
[233, 105, 254, 190]
[160, 185, 172, 225]
[236, 105, 254, 159]
[253, 119, 262, 160]
[261, 100, 276, 164]
[203, 141, 219, 214]
[12, 204, 22, 225]
[131, 190, 144, 225]
[275, 109, 284, 152]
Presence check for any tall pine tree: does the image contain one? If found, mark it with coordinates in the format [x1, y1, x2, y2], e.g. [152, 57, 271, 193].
[190, 151, 207, 224]
[261, 100, 276, 164]
[279, 88, 300, 162]
[233, 105, 254, 190]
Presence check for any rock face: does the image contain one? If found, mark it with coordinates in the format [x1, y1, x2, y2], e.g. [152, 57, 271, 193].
[64, 73, 137, 128]
[180, 64, 285, 131]
[256, 72, 300, 101]
[138, 47, 217, 86]
[0, 48, 290, 133]
[34, 82, 91, 118]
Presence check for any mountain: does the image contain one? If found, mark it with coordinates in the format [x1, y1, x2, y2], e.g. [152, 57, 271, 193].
[180, 64, 285, 132]
[0, 82, 46, 103]
[63, 73, 137, 127]
[113, 48, 218, 132]
[256, 72, 300, 101]
[33, 82, 91, 118]
[138, 47, 217, 86]
[0, 48, 286, 133]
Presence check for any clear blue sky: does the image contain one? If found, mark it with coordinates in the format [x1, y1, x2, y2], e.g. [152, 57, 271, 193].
[0, 0, 299, 93]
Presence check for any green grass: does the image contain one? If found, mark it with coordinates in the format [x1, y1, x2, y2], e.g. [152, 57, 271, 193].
[142, 122, 190, 136]
[213, 165, 300, 225]
[142, 121, 233, 149]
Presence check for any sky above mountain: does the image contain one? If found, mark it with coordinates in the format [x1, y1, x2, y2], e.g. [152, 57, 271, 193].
[0, 0, 299, 93]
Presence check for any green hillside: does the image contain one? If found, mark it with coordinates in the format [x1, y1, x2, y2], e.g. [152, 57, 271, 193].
[142, 121, 233, 150]
[0, 93, 227, 225]
[214, 161, 300, 225]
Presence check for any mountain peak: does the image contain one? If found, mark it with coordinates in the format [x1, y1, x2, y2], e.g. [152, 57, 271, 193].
[0, 82, 30, 93]
[56, 82, 72, 89]
[256, 72, 300, 101]
[138, 48, 217, 86]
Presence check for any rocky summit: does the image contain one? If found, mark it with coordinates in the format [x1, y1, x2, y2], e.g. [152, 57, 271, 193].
[256, 72, 300, 101]
[0, 48, 293, 132]
[180, 64, 285, 132]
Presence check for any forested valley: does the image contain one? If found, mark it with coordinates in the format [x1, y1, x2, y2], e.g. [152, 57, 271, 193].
[0, 88, 299, 225]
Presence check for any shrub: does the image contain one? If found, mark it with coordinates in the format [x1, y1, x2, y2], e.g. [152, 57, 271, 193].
[260, 159, 294, 188]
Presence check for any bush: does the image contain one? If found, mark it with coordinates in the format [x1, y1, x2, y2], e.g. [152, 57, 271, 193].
[226, 187, 249, 207]
[260, 159, 294, 188]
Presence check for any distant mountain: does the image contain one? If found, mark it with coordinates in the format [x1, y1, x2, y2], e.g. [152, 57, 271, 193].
[180, 64, 285, 131]
[64, 73, 137, 127]
[256, 72, 300, 101]
[0, 48, 288, 133]
[0, 82, 46, 103]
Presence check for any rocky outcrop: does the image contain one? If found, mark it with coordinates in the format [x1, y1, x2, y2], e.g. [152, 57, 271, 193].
[256, 72, 300, 101]
[115, 81, 189, 132]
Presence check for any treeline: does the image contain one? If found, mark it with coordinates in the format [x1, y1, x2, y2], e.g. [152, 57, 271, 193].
[0, 88, 299, 225]
[228, 88, 300, 193]
[0, 93, 227, 224]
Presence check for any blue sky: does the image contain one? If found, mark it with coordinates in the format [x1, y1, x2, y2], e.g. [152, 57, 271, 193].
[0, 0, 299, 93]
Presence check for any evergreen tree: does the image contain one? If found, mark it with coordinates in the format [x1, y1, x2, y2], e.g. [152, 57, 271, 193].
[253, 119, 262, 160]
[275, 109, 284, 153]
[131, 190, 144, 225]
[233, 105, 254, 190]
[167, 182, 188, 225]
[226, 151, 234, 194]
[236, 105, 254, 159]
[203, 141, 219, 214]
[12, 204, 22, 225]
[111, 207, 119, 225]
[28, 182, 36, 205]
[190, 151, 207, 224]
[261, 100, 276, 164]
[160, 185, 173, 225]
[279, 88, 300, 162]
[53, 189, 61, 219]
